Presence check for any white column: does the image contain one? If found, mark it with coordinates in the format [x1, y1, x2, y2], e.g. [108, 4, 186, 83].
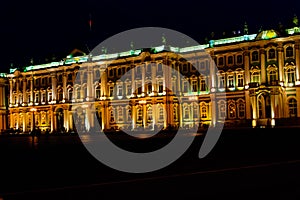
[30, 77, 34, 103]
[251, 95, 258, 127]
[277, 44, 284, 83]
[62, 73, 67, 101]
[101, 69, 108, 97]
[131, 65, 136, 97]
[22, 111, 26, 132]
[260, 49, 266, 85]
[16, 78, 19, 105]
[87, 68, 93, 101]
[23, 78, 27, 104]
[245, 90, 251, 119]
[9, 79, 13, 106]
[244, 50, 250, 85]
[295, 41, 300, 82]
[51, 73, 57, 102]
[141, 63, 146, 96]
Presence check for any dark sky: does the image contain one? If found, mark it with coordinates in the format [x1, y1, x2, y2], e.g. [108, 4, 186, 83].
[0, 0, 299, 72]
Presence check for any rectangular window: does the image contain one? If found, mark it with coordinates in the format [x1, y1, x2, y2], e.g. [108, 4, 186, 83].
[126, 84, 132, 96]
[35, 93, 39, 103]
[200, 78, 206, 91]
[183, 81, 188, 93]
[42, 93, 46, 102]
[228, 75, 234, 88]
[219, 75, 225, 88]
[109, 86, 114, 97]
[117, 85, 123, 96]
[158, 81, 163, 93]
[137, 83, 142, 94]
[237, 74, 244, 87]
[192, 80, 198, 92]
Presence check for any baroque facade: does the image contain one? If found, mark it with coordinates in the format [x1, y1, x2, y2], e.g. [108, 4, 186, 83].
[4, 24, 300, 134]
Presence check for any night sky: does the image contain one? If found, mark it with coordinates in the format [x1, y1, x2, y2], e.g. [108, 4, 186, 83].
[0, 0, 299, 72]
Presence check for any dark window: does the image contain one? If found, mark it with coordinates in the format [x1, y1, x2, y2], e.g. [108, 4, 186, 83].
[286, 47, 294, 57]
[218, 57, 224, 66]
[268, 49, 276, 59]
[252, 51, 259, 62]
[68, 74, 73, 81]
[228, 56, 233, 65]
[237, 55, 243, 64]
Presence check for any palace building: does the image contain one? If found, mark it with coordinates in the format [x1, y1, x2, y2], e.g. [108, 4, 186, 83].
[3, 20, 300, 134]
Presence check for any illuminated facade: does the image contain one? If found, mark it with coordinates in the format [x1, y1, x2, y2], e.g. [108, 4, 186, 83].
[5, 23, 300, 134]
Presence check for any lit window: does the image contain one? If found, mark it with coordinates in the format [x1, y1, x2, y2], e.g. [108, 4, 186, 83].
[95, 86, 101, 99]
[228, 102, 236, 119]
[183, 81, 188, 93]
[192, 80, 198, 92]
[288, 98, 297, 117]
[68, 89, 73, 101]
[147, 84, 152, 94]
[159, 107, 164, 121]
[251, 71, 260, 83]
[35, 93, 39, 103]
[286, 67, 296, 84]
[237, 102, 245, 119]
[109, 86, 114, 97]
[173, 106, 178, 121]
[227, 75, 234, 88]
[117, 107, 123, 122]
[126, 84, 132, 96]
[218, 75, 225, 88]
[200, 78, 206, 91]
[237, 74, 244, 87]
[117, 84, 123, 96]
[158, 81, 163, 93]
[219, 101, 226, 119]
[201, 105, 207, 118]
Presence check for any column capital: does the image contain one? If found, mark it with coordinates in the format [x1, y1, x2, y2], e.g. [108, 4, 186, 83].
[259, 48, 266, 54]
[243, 50, 250, 57]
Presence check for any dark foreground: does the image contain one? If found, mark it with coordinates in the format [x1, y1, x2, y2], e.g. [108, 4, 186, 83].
[0, 127, 300, 199]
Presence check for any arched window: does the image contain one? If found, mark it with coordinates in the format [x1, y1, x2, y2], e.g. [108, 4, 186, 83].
[267, 66, 278, 85]
[288, 98, 297, 117]
[268, 49, 276, 59]
[200, 102, 208, 119]
[237, 73, 244, 87]
[218, 101, 227, 119]
[286, 67, 296, 84]
[159, 106, 164, 121]
[227, 74, 234, 88]
[251, 71, 260, 83]
[68, 88, 73, 101]
[57, 89, 63, 101]
[95, 85, 101, 99]
[228, 101, 236, 119]
[286, 46, 294, 57]
[76, 87, 81, 99]
[147, 106, 153, 123]
[237, 99, 245, 119]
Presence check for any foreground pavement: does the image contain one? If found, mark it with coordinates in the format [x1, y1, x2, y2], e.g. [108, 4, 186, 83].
[0, 127, 300, 199]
